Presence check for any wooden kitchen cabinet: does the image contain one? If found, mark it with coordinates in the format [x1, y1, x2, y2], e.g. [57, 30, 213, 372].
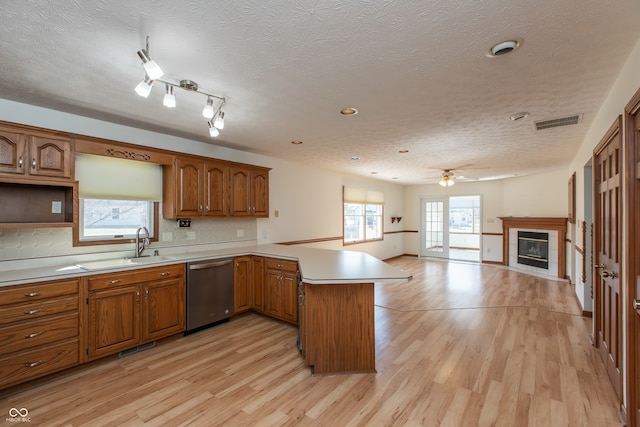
[163, 156, 230, 219]
[233, 256, 252, 313]
[0, 124, 73, 179]
[264, 258, 298, 324]
[0, 278, 80, 389]
[230, 166, 269, 217]
[252, 256, 265, 313]
[86, 264, 185, 361]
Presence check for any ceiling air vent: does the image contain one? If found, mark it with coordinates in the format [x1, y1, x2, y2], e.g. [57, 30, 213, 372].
[534, 114, 583, 130]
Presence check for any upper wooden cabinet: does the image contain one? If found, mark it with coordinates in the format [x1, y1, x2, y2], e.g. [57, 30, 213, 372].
[230, 166, 269, 217]
[0, 124, 73, 180]
[164, 156, 269, 219]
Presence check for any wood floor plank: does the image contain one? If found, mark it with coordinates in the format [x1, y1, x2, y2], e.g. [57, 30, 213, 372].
[0, 257, 622, 426]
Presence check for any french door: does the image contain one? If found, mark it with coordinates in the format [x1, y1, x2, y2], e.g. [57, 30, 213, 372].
[420, 197, 449, 259]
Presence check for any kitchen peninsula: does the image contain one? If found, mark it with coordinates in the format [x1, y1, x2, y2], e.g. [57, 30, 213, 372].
[0, 244, 412, 387]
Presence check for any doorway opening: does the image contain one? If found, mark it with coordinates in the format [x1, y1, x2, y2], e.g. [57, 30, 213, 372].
[421, 195, 481, 262]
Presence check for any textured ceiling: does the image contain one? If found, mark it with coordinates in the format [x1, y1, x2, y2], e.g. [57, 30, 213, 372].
[1, 0, 639, 185]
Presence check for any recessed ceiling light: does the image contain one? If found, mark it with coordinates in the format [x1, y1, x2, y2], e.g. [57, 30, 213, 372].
[509, 112, 529, 121]
[350, 156, 360, 160]
[291, 140, 303, 144]
[370, 171, 378, 174]
[486, 39, 522, 58]
[392, 177, 399, 180]
[340, 107, 358, 116]
[398, 149, 409, 153]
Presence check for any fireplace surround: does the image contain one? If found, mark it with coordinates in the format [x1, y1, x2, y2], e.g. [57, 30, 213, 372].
[498, 217, 568, 279]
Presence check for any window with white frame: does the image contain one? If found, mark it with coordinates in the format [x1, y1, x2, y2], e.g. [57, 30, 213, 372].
[343, 186, 384, 244]
[75, 154, 161, 244]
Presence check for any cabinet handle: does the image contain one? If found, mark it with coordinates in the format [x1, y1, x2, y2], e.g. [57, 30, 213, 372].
[31, 158, 36, 169]
[199, 205, 203, 212]
[18, 157, 23, 168]
[24, 309, 42, 315]
[109, 279, 121, 284]
[24, 361, 42, 368]
[136, 291, 140, 302]
[24, 292, 41, 297]
[145, 289, 149, 300]
[160, 272, 170, 276]
[25, 331, 43, 339]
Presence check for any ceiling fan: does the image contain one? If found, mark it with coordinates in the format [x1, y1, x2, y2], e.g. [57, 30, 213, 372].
[426, 165, 479, 186]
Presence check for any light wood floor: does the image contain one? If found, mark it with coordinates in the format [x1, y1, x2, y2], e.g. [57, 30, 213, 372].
[1, 257, 621, 426]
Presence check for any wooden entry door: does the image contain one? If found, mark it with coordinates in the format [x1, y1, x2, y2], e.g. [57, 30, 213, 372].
[625, 88, 640, 427]
[594, 116, 623, 402]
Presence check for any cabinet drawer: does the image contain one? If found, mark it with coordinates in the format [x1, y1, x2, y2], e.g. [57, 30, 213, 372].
[88, 264, 185, 291]
[0, 312, 78, 356]
[0, 295, 78, 326]
[0, 279, 79, 306]
[0, 338, 79, 390]
[265, 258, 298, 273]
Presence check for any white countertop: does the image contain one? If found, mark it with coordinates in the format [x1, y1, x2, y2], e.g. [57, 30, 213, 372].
[0, 244, 412, 287]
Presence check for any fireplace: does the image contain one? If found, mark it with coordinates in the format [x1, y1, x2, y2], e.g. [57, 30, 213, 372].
[517, 231, 549, 269]
[498, 217, 568, 279]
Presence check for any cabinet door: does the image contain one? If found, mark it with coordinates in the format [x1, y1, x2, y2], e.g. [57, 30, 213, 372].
[233, 256, 252, 313]
[230, 167, 251, 216]
[252, 256, 265, 312]
[203, 161, 229, 216]
[251, 169, 269, 217]
[176, 157, 203, 217]
[29, 135, 72, 178]
[264, 269, 283, 318]
[281, 272, 298, 324]
[142, 278, 185, 342]
[0, 127, 27, 174]
[88, 285, 140, 360]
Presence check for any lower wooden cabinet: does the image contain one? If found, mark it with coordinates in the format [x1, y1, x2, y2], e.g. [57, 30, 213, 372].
[233, 256, 297, 324]
[86, 264, 185, 361]
[0, 278, 80, 389]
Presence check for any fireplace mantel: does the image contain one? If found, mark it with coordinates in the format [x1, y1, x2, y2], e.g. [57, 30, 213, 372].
[498, 217, 568, 278]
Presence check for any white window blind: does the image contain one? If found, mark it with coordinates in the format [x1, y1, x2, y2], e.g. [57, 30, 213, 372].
[343, 186, 384, 204]
[75, 154, 162, 201]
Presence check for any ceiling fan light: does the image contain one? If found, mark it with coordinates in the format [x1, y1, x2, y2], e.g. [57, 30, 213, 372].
[208, 121, 220, 137]
[214, 111, 225, 129]
[202, 97, 215, 119]
[134, 76, 154, 98]
[137, 49, 164, 80]
[439, 176, 455, 187]
[163, 84, 176, 108]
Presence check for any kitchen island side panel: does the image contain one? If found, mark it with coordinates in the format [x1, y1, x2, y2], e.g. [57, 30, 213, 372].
[303, 282, 375, 374]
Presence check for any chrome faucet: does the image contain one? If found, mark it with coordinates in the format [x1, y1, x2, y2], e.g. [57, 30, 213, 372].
[135, 226, 150, 258]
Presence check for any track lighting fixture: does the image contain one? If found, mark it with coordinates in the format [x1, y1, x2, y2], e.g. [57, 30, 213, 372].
[134, 36, 227, 137]
[163, 84, 176, 108]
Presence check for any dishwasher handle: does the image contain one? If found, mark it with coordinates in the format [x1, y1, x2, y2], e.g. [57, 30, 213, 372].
[189, 259, 233, 270]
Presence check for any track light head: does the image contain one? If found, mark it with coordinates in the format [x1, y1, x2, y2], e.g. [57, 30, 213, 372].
[202, 97, 215, 119]
[137, 48, 164, 80]
[214, 111, 225, 129]
[208, 121, 220, 137]
[163, 84, 176, 108]
[134, 76, 154, 98]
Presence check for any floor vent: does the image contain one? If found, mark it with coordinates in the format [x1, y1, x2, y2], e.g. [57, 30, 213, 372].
[534, 114, 583, 130]
[118, 341, 156, 358]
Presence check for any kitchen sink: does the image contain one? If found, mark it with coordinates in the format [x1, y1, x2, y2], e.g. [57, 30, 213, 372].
[75, 256, 177, 271]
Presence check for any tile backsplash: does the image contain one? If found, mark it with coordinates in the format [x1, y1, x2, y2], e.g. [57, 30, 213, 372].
[0, 216, 258, 262]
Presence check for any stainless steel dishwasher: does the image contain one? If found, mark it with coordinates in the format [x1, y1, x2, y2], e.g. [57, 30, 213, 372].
[185, 258, 234, 333]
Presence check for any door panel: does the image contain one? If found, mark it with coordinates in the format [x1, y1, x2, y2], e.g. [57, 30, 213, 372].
[421, 198, 449, 258]
[625, 88, 640, 427]
[594, 116, 623, 401]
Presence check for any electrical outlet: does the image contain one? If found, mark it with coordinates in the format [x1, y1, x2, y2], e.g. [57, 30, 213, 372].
[162, 232, 173, 241]
[178, 219, 191, 228]
[237, 229, 244, 237]
[51, 201, 62, 214]
[187, 231, 196, 240]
